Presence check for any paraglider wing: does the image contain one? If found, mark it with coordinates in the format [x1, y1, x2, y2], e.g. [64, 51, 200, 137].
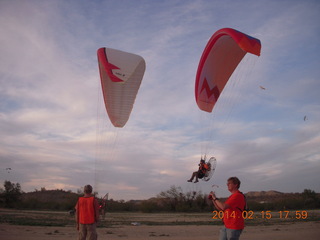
[97, 48, 146, 127]
[195, 28, 261, 112]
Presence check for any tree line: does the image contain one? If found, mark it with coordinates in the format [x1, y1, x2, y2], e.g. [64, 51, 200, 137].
[0, 181, 319, 212]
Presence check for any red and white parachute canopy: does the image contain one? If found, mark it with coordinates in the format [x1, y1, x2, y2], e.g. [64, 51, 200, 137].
[195, 28, 261, 113]
[97, 48, 146, 128]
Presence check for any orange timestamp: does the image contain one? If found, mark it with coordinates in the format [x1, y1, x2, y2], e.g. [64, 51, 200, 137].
[212, 210, 309, 220]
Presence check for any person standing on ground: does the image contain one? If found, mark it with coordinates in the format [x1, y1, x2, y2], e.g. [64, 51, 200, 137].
[75, 184, 100, 240]
[208, 177, 246, 240]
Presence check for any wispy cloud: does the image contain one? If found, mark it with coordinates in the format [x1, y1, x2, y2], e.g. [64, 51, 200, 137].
[0, 0, 319, 199]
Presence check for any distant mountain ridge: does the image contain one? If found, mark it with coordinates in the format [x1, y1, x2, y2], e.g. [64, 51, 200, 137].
[245, 190, 284, 197]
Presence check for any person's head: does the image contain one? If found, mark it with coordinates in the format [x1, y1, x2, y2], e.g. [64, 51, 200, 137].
[200, 159, 205, 164]
[84, 185, 93, 194]
[227, 177, 241, 192]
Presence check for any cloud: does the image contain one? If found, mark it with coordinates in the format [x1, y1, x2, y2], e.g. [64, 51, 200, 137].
[0, 0, 319, 199]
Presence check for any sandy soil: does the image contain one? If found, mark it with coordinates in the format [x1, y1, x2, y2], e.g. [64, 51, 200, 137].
[1, 221, 319, 240]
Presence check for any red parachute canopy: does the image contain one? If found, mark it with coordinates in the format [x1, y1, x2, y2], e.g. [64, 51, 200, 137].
[97, 48, 146, 127]
[195, 28, 261, 112]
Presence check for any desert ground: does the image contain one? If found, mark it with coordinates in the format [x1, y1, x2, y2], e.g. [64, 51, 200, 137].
[0, 209, 319, 239]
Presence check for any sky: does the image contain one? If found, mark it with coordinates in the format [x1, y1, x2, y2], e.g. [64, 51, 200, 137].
[1, 0, 319, 200]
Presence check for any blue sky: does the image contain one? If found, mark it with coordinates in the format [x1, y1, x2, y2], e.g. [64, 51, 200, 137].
[1, 0, 319, 200]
